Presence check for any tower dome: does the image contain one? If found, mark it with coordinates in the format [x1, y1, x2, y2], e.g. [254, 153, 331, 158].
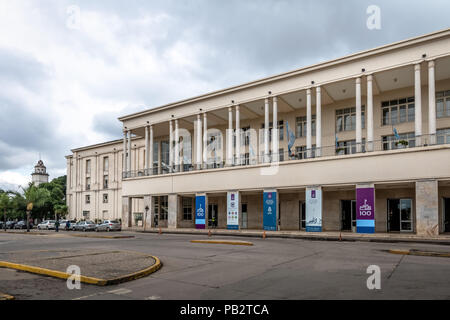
[31, 159, 49, 186]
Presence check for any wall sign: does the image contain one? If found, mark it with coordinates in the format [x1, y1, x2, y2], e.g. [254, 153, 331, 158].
[356, 187, 375, 233]
[195, 194, 206, 229]
[306, 187, 322, 232]
[227, 191, 239, 230]
[263, 190, 277, 231]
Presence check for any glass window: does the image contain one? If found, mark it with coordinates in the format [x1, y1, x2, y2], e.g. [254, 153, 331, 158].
[381, 97, 414, 125]
[296, 116, 316, 137]
[182, 197, 192, 220]
[85, 195, 90, 204]
[382, 132, 416, 150]
[335, 139, 366, 155]
[103, 194, 108, 203]
[436, 91, 450, 118]
[295, 145, 316, 159]
[86, 160, 91, 174]
[85, 177, 91, 190]
[160, 196, 168, 220]
[103, 175, 108, 189]
[103, 157, 109, 172]
[336, 107, 365, 132]
[437, 128, 450, 145]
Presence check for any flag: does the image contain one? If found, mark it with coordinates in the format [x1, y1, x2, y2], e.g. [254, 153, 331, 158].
[286, 121, 296, 156]
[393, 128, 400, 140]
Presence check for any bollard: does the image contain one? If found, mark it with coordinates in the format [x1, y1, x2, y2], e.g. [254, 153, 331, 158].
[208, 230, 211, 238]
[159, 227, 162, 235]
[263, 231, 266, 239]
[339, 232, 342, 241]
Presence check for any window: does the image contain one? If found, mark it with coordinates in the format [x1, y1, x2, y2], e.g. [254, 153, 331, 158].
[382, 132, 416, 150]
[83, 211, 90, 219]
[85, 177, 91, 190]
[336, 107, 365, 132]
[436, 90, 450, 118]
[261, 121, 284, 141]
[103, 175, 109, 189]
[133, 212, 143, 226]
[336, 139, 366, 155]
[295, 145, 316, 159]
[160, 196, 168, 220]
[182, 197, 193, 220]
[296, 116, 316, 138]
[242, 126, 251, 146]
[85, 195, 90, 204]
[436, 128, 450, 145]
[103, 194, 108, 204]
[103, 157, 109, 172]
[381, 97, 415, 125]
[86, 159, 91, 174]
[278, 148, 284, 162]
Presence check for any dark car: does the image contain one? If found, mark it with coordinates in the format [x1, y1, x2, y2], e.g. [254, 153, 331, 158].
[14, 221, 33, 229]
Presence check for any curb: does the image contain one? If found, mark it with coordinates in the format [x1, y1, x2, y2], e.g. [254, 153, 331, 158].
[0, 292, 14, 300]
[0, 231, 134, 239]
[0, 255, 161, 286]
[135, 229, 450, 246]
[190, 239, 253, 246]
[388, 249, 450, 258]
[69, 234, 134, 239]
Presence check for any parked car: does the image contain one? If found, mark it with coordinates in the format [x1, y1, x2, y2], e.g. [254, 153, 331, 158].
[73, 220, 96, 232]
[60, 220, 77, 231]
[6, 221, 16, 229]
[37, 220, 56, 230]
[95, 220, 122, 232]
[14, 221, 34, 229]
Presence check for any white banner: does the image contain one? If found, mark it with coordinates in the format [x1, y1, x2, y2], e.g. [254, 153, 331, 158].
[227, 191, 239, 230]
[306, 187, 322, 232]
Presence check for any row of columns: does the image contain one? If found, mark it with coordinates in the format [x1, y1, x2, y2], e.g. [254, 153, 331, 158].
[123, 60, 438, 175]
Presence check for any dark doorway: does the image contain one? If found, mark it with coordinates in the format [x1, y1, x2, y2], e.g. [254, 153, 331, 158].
[208, 204, 218, 227]
[444, 198, 450, 233]
[341, 200, 356, 231]
[387, 199, 413, 232]
[299, 201, 305, 230]
[241, 203, 248, 229]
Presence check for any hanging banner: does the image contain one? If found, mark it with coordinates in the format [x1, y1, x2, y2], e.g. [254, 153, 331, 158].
[195, 194, 206, 229]
[227, 191, 239, 230]
[356, 187, 375, 233]
[306, 187, 322, 232]
[263, 190, 277, 231]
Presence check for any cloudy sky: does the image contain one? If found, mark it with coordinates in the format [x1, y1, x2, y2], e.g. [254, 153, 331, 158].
[0, 0, 449, 191]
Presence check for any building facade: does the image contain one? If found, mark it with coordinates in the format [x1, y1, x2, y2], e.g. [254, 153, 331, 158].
[67, 29, 450, 235]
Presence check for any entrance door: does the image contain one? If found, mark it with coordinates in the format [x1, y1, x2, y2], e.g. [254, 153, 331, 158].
[299, 201, 305, 230]
[241, 203, 248, 229]
[387, 199, 413, 232]
[208, 204, 218, 227]
[445, 198, 450, 233]
[341, 200, 356, 232]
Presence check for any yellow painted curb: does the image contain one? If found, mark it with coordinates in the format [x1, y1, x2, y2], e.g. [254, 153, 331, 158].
[388, 249, 411, 255]
[0, 292, 14, 300]
[388, 249, 450, 258]
[0, 255, 161, 286]
[190, 240, 253, 246]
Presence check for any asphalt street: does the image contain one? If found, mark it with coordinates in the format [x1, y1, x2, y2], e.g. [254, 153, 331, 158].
[0, 231, 449, 300]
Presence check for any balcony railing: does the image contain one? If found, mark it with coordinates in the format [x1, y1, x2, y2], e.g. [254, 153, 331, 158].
[122, 133, 445, 179]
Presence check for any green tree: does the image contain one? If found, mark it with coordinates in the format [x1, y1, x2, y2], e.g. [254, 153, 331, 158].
[54, 204, 68, 220]
[24, 184, 51, 221]
[0, 192, 11, 230]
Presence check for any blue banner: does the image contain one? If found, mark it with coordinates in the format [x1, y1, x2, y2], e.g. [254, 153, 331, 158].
[263, 191, 277, 231]
[195, 195, 206, 229]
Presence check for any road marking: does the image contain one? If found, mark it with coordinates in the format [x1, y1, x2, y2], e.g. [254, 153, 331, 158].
[108, 288, 132, 295]
[144, 295, 161, 300]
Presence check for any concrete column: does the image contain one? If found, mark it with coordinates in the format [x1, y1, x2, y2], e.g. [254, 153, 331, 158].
[415, 180, 439, 236]
[122, 131, 127, 174]
[428, 60, 437, 145]
[264, 98, 269, 163]
[169, 120, 174, 170]
[168, 194, 178, 229]
[306, 88, 312, 158]
[415, 63, 423, 146]
[316, 87, 322, 157]
[157, 141, 162, 175]
[235, 105, 241, 165]
[272, 97, 278, 162]
[367, 75, 374, 151]
[145, 126, 149, 173]
[355, 77, 362, 153]
[227, 106, 233, 166]
[149, 125, 154, 174]
[143, 195, 154, 229]
[196, 114, 202, 170]
[127, 130, 131, 175]
[203, 113, 207, 167]
[174, 119, 180, 172]
[121, 196, 132, 229]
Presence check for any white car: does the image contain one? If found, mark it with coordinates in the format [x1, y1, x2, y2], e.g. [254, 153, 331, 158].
[37, 220, 56, 230]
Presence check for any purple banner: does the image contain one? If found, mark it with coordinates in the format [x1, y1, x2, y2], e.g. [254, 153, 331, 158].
[356, 187, 375, 233]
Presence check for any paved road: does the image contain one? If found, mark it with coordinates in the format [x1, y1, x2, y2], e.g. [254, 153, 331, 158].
[0, 231, 449, 300]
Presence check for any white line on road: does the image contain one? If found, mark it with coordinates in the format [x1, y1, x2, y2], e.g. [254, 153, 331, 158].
[108, 288, 132, 295]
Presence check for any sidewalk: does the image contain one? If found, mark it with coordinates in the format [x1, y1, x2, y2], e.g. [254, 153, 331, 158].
[130, 227, 450, 245]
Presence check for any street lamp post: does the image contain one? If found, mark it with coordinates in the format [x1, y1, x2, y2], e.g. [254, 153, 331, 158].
[26, 202, 33, 233]
[144, 205, 149, 232]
